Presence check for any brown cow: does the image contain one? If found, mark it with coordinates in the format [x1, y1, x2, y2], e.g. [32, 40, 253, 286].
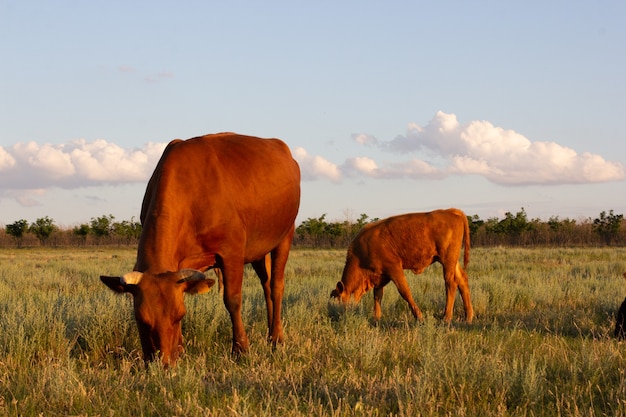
[100, 133, 301, 366]
[331, 208, 474, 323]
[615, 272, 626, 340]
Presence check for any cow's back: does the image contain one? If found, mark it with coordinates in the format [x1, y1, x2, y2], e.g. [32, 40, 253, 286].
[137, 133, 301, 272]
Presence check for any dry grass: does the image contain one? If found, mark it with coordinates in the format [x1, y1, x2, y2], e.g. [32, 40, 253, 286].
[0, 246, 625, 416]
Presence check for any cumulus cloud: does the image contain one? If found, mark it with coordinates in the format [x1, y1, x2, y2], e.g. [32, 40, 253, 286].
[351, 133, 378, 146]
[0, 146, 16, 169]
[0, 140, 167, 192]
[342, 157, 444, 180]
[353, 111, 624, 185]
[293, 147, 342, 182]
[2, 111, 622, 209]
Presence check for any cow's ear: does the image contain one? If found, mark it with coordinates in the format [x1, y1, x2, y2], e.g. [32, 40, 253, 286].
[100, 276, 127, 293]
[184, 278, 216, 295]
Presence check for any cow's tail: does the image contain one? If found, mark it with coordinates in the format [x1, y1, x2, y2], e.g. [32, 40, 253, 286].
[463, 214, 470, 269]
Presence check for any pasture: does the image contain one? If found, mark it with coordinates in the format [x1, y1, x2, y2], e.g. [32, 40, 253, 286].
[0, 246, 625, 416]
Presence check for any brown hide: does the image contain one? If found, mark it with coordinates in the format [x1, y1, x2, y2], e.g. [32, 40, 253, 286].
[101, 133, 301, 366]
[615, 272, 626, 340]
[331, 208, 474, 323]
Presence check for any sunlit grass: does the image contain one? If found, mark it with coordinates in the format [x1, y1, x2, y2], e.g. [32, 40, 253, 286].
[0, 247, 625, 416]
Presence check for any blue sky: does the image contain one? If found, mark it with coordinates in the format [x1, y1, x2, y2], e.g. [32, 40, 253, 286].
[1, 1, 625, 227]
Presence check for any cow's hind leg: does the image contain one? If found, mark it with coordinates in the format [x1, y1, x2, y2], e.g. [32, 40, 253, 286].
[266, 224, 295, 345]
[442, 264, 458, 323]
[388, 266, 423, 321]
[252, 254, 273, 336]
[455, 263, 474, 323]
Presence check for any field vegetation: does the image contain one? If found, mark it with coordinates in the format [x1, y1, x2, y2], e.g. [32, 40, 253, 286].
[1, 246, 625, 416]
[1, 208, 625, 248]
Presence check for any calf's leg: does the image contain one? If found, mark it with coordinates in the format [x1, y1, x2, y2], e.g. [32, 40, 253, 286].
[615, 298, 626, 340]
[373, 286, 384, 320]
[455, 262, 474, 323]
[442, 264, 458, 323]
[388, 266, 423, 321]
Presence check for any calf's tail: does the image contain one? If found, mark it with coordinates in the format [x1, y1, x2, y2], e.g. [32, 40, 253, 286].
[463, 214, 470, 269]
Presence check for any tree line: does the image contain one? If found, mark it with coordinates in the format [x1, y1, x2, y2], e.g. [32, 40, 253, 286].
[1, 208, 625, 248]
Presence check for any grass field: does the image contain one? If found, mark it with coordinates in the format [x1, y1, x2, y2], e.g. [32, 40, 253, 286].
[0, 246, 625, 416]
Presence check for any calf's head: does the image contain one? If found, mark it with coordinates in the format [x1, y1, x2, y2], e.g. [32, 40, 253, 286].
[330, 264, 374, 304]
[100, 269, 214, 366]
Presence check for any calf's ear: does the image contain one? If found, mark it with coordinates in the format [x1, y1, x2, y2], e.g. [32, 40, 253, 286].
[177, 269, 215, 295]
[330, 281, 345, 298]
[184, 278, 216, 295]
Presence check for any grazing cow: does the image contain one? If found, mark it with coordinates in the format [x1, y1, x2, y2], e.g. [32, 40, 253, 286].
[331, 208, 474, 323]
[100, 133, 301, 366]
[615, 272, 626, 340]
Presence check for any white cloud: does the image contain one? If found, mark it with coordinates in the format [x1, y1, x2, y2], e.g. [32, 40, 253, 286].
[0, 139, 168, 190]
[351, 133, 378, 146]
[343, 157, 378, 176]
[342, 157, 444, 180]
[0, 147, 16, 169]
[12, 142, 75, 178]
[293, 147, 342, 182]
[363, 111, 624, 185]
[1, 111, 622, 210]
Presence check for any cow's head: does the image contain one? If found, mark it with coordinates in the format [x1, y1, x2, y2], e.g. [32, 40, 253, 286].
[100, 269, 215, 367]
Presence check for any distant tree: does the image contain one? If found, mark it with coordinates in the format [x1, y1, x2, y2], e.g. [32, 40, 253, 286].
[73, 223, 90, 244]
[6, 219, 29, 247]
[296, 214, 330, 245]
[29, 216, 57, 245]
[593, 210, 623, 245]
[90, 215, 115, 238]
[467, 214, 484, 238]
[548, 215, 570, 232]
[112, 217, 142, 242]
[499, 208, 533, 236]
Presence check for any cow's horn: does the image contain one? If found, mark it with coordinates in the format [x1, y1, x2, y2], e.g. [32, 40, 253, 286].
[177, 269, 207, 283]
[121, 271, 143, 285]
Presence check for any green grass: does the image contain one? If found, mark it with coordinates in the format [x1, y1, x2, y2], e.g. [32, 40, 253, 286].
[1, 247, 625, 416]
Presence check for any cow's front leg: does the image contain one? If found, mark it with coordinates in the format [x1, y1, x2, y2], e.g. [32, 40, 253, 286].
[222, 261, 249, 355]
[389, 267, 423, 321]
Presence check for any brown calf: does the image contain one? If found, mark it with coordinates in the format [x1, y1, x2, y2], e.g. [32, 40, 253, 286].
[331, 208, 474, 323]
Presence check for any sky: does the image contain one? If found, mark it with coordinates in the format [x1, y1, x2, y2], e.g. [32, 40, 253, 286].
[1, 1, 625, 228]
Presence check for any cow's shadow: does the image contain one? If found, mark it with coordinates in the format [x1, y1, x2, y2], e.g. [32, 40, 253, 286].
[326, 298, 620, 340]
